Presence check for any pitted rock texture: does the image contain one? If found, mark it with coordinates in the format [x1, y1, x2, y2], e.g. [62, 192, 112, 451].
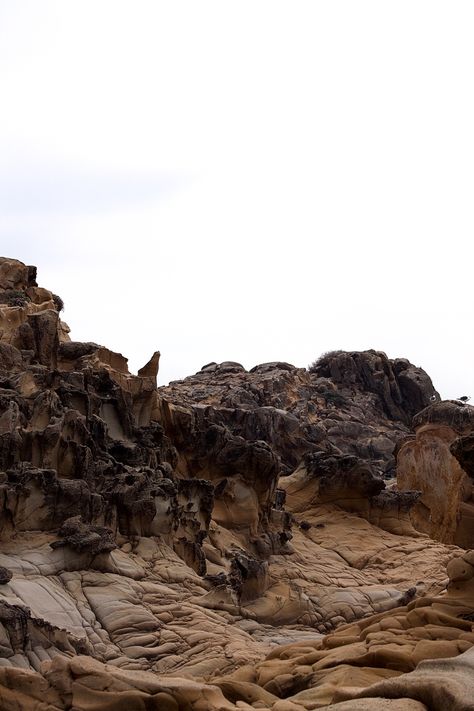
[0, 257, 472, 710]
[160, 349, 438, 477]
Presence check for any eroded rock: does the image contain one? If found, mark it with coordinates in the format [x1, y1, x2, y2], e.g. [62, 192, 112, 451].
[0, 257, 472, 711]
[397, 401, 474, 545]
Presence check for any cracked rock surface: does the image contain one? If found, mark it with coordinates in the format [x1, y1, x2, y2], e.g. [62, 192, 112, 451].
[1, 257, 474, 710]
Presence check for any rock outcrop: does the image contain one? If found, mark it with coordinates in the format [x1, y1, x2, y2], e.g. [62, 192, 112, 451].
[310, 350, 439, 423]
[0, 258, 70, 367]
[161, 349, 439, 478]
[0, 256, 472, 710]
[397, 401, 474, 546]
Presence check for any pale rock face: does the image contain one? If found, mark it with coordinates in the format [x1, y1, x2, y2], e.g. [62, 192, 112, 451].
[0, 257, 474, 710]
[397, 401, 474, 546]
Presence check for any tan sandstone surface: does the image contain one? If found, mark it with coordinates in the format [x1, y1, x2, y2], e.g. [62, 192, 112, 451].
[397, 400, 474, 547]
[0, 257, 474, 709]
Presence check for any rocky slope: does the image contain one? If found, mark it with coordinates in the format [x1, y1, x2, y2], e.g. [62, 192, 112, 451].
[0, 256, 473, 710]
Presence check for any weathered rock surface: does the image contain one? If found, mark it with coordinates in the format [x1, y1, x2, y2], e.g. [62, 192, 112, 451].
[397, 401, 474, 546]
[0, 257, 473, 710]
[161, 349, 439, 478]
[0, 258, 70, 367]
[237, 548, 474, 709]
[310, 350, 438, 424]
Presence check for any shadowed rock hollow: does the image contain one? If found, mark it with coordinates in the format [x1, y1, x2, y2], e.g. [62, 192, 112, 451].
[1, 256, 474, 710]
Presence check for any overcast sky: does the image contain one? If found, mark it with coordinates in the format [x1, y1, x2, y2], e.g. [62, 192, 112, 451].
[1, 1, 473, 398]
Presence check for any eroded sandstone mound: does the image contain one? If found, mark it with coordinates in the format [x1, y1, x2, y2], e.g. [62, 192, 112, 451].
[214, 548, 474, 709]
[0, 256, 472, 710]
[397, 400, 474, 546]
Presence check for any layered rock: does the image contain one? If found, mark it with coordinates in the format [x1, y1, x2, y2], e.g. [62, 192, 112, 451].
[0, 258, 296, 684]
[0, 256, 472, 711]
[225, 548, 474, 709]
[283, 451, 422, 537]
[1, 545, 473, 710]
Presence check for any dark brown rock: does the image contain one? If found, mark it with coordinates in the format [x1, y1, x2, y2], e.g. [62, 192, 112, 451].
[413, 400, 474, 434]
[0, 343, 23, 374]
[51, 516, 116, 555]
[159, 352, 437, 477]
[26, 310, 59, 368]
[451, 434, 474, 478]
[0, 566, 12, 584]
[311, 350, 439, 423]
[229, 552, 269, 602]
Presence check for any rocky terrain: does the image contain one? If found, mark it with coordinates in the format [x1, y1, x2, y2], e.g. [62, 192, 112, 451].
[1, 256, 474, 709]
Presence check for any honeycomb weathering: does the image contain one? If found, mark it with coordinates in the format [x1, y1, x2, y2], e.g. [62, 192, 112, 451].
[1, 256, 474, 710]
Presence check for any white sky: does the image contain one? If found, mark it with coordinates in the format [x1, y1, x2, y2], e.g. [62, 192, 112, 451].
[0, 1, 473, 398]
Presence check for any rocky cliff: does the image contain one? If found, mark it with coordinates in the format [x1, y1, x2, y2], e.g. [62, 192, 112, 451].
[0, 256, 473, 710]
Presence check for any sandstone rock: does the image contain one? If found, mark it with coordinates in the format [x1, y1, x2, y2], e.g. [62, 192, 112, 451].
[0, 259, 69, 364]
[242, 548, 474, 708]
[0, 257, 472, 710]
[280, 451, 421, 537]
[397, 401, 474, 545]
[0, 258, 33, 293]
[138, 350, 160, 380]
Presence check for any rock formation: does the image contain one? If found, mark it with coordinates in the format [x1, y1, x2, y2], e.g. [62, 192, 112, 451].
[161, 349, 439, 477]
[227, 547, 474, 709]
[397, 400, 474, 546]
[0, 256, 473, 710]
